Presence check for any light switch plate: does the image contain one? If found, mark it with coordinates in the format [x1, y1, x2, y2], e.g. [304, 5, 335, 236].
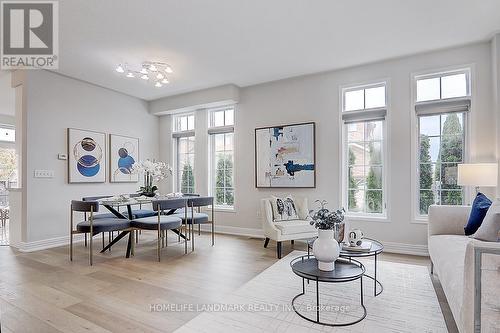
[58, 153, 67, 160]
[34, 170, 54, 178]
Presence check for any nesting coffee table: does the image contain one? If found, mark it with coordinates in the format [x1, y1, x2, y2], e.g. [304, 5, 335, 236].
[290, 255, 366, 326]
[308, 238, 384, 297]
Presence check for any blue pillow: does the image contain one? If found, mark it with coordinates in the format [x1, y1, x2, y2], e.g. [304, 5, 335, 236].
[464, 193, 492, 235]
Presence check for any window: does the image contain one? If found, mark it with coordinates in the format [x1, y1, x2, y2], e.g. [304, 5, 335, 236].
[0, 125, 15, 143]
[342, 83, 387, 217]
[414, 69, 470, 216]
[209, 108, 234, 209]
[172, 113, 195, 194]
[416, 70, 470, 102]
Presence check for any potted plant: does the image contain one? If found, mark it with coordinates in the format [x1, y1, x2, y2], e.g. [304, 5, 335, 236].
[131, 160, 172, 197]
[309, 200, 345, 271]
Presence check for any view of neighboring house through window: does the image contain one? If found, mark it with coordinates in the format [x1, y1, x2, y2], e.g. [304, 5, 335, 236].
[209, 108, 235, 209]
[0, 125, 17, 190]
[415, 69, 470, 216]
[173, 114, 195, 194]
[342, 83, 387, 216]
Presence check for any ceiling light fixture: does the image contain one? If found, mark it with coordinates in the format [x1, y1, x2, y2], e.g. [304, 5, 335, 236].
[114, 61, 173, 88]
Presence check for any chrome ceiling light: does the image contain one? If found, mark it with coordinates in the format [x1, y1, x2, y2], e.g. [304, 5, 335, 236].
[115, 61, 173, 87]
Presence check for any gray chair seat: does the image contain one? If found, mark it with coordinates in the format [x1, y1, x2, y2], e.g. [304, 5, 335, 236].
[76, 218, 131, 233]
[132, 209, 157, 219]
[172, 212, 209, 224]
[131, 216, 182, 230]
[93, 213, 119, 219]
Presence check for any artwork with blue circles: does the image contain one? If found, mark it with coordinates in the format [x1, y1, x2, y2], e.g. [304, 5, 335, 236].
[109, 134, 139, 182]
[68, 128, 106, 183]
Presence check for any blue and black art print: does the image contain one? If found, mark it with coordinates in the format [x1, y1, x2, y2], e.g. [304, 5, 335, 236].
[109, 134, 139, 182]
[68, 128, 106, 183]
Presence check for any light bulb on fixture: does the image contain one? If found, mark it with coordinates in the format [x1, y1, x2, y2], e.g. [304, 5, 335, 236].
[149, 64, 157, 72]
[126, 72, 135, 78]
[141, 74, 149, 80]
[156, 73, 164, 79]
[165, 66, 173, 73]
[155, 82, 162, 88]
[161, 78, 169, 84]
[115, 65, 124, 73]
[140, 68, 148, 75]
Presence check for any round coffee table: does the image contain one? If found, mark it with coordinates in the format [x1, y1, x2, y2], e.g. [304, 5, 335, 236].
[290, 255, 366, 327]
[308, 237, 384, 297]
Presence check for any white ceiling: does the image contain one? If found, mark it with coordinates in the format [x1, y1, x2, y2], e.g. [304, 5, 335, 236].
[56, 0, 500, 101]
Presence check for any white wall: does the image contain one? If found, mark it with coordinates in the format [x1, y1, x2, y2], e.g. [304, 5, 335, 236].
[159, 42, 496, 250]
[23, 71, 159, 243]
[0, 71, 15, 117]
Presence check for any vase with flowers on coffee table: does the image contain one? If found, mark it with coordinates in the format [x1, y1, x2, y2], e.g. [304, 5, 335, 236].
[307, 237, 384, 297]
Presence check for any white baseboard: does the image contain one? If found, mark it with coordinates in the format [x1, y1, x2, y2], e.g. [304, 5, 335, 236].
[382, 241, 429, 256]
[15, 234, 85, 252]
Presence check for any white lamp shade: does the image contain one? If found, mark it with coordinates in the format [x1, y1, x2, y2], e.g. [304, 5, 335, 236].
[457, 163, 498, 187]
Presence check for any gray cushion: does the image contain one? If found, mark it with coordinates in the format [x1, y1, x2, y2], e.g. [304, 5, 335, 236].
[76, 218, 131, 233]
[93, 213, 119, 219]
[172, 212, 209, 224]
[132, 209, 157, 219]
[131, 216, 182, 230]
[474, 199, 500, 241]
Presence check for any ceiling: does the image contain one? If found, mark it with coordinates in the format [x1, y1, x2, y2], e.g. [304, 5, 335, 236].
[56, 0, 500, 101]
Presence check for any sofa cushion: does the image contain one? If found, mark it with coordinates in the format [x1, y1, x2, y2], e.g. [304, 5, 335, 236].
[473, 198, 500, 241]
[271, 195, 299, 221]
[464, 192, 492, 235]
[428, 234, 470, 322]
[274, 220, 316, 235]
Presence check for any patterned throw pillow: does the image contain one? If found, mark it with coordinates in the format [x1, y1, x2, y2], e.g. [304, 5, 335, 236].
[271, 195, 299, 221]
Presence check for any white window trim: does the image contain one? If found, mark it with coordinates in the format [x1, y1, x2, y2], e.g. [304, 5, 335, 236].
[414, 68, 471, 103]
[410, 65, 473, 223]
[339, 80, 391, 222]
[173, 112, 195, 133]
[208, 106, 236, 211]
[342, 81, 387, 113]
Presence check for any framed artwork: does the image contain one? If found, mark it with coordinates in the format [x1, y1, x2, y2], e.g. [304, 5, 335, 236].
[255, 122, 316, 188]
[109, 134, 139, 182]
[67, 128, 106, 183]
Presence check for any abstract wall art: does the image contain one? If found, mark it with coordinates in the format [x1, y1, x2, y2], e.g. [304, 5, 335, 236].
[67, 128, 106, 183]
[255, 122, 316, 188]
[109, 134, 139, 182]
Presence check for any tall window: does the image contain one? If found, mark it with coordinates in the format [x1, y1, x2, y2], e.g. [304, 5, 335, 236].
[209, 108, 235, 209]
[342, 83, 387, 216]
[414, 69, 470, 216]
[173, 114, 195, 194]
[0, 125, 15, 143]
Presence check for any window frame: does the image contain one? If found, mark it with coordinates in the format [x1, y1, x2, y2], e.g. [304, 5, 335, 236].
[414, 68, 471, 103]
[208, 107, 235, 211]
[174, 135, 195, 194]
[410, 66, 472, 223]
[172, 112, 196, 194]
[0, 124, 15, 143]
[173, 113, 195, 133]
[340, 80, 390, 221]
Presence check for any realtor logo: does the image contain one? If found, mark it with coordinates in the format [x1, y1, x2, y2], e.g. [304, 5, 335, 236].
[1, 1, 58, 69]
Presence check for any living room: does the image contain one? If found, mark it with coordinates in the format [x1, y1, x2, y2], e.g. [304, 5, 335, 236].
[0, 1, 499, 332]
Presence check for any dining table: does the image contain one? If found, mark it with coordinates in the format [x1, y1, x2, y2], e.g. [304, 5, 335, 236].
[96, 195, 187, 258]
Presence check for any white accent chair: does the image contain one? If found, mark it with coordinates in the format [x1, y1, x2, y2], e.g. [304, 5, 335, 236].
[261, 197, 317, 258]
[428, 205, 500, 333]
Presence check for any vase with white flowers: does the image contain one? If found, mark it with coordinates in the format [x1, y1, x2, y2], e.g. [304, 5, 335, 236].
[309, 200, 345, 271]
[131, 160, 172, 197]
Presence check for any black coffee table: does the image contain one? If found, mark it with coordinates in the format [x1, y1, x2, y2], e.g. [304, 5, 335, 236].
[308, 237, 384, 297]
[290, 255, 366, 327]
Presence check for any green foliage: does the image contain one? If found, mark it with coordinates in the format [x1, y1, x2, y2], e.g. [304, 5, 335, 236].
[181, 163, 194, 194]
[366, 143, 382, 213]
[0, 149, 16, 182]
[215, 154, 234, 206]
[419, 135, 435, 214]
[348, 149, 357, 210]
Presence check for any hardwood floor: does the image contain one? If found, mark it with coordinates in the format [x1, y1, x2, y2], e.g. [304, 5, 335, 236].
[0, 232, 457, 332]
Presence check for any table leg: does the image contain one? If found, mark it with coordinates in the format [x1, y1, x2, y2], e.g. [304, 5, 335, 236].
[316, 278, 320, 323]
[361, 276, 364, 307]
[374, 253, 377, 297]
[126, 232, 133, 258]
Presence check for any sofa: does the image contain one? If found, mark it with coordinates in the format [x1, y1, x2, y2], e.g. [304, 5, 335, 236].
[428, 205, 500, 333]
[261, 197, 317, 258]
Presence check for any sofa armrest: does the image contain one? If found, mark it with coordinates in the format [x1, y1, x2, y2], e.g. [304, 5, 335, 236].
[428, 205, 470, 237]
[261, 199, 280, 239]
[462, 240, 500, 333]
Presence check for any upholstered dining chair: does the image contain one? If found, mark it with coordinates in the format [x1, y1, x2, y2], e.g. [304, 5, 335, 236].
[131, 198, 188, 261]
[173, 196, 214, 251]
[70, 200, 131, 265]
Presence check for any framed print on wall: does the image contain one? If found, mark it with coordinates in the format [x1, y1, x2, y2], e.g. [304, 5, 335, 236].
[109, 134, 139, 182]
[67, 128, 106, 183]
[255, 122, 316, 188]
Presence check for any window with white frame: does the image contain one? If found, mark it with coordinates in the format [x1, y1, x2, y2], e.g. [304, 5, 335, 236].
[208, 107, 234, 209]
[414, 69, 470, 216]
[342, 83, 387, 216]
[0, 125, 15, 143]
[172, 114, 195, 194]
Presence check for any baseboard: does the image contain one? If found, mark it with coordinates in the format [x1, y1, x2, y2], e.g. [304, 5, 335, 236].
[382, 241, 429, 256]
[199, 225, 264, 238]
[15, 234, 85, 252]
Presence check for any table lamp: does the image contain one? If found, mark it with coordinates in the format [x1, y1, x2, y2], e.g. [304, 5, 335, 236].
[457, 163, 498, 196]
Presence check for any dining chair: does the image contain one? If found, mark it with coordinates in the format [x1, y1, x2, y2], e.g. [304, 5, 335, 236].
[173, 196, 214, 251]
[70, 200, 131, 265]
[131, 198, 188, 262]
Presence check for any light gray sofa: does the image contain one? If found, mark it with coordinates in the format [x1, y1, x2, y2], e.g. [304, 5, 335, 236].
[428, 205, 500, 333]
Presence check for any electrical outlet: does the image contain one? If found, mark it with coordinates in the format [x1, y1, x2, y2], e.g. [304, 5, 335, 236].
[34, 170, 54, 178]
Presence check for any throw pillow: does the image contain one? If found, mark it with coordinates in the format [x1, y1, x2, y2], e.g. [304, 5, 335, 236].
[464, 192, 492, 235]
[473, 198, 500, 242]
[271, 195, 299, 221]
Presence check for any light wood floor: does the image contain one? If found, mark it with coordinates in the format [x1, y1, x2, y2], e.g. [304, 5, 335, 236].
[0, 231, 457, 332]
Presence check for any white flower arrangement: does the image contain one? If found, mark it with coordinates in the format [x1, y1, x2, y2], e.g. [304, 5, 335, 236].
[131, 160, 172, 196]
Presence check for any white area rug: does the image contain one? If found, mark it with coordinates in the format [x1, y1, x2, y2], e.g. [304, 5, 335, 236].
[175, 251, 447, 333]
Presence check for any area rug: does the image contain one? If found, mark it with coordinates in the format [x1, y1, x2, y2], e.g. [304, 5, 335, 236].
[175, 251, 447, 332]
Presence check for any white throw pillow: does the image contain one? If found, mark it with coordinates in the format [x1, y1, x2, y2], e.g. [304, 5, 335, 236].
[271, 195, 299, 221]
[473, 198, 500, 242]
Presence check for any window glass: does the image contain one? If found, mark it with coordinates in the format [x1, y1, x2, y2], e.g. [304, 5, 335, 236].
[212, 133, 234, 207]
[225, 109, 234, 126]
[177, 137, 195, 194]
[0, 127, 15, 142]
[441, 73, 467, 99]
[213, 111, 225, 127]
[365, 86, 385, 109]
[344, 89, 364, 111]
[416, 77, 440, 102]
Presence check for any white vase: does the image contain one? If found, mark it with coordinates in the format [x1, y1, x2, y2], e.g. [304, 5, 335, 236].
[313, 229, 340, 271]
